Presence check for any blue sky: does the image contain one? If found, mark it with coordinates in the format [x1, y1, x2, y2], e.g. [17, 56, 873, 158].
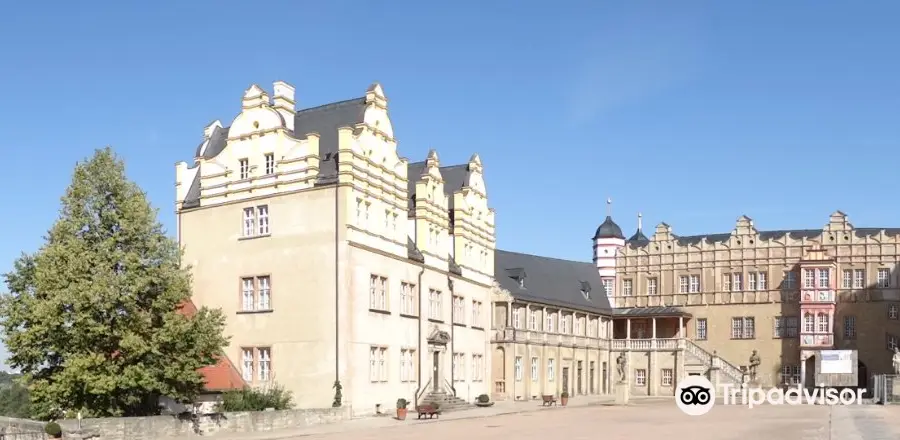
[0, 1, 898, 368]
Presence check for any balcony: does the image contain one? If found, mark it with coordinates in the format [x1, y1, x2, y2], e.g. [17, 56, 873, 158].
[491, 328, 597, 348]
[800, 333, 834, 347]
[610, 338, 680, 351]
[800, 290, 836, 303]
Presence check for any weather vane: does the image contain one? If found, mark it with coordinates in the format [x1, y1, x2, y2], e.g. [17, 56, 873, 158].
[606, 197, 612, 216]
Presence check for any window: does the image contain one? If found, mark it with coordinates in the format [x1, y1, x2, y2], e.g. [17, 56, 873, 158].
[780, 365, 800, 385]
[264, 153, 275, 175]
[816, 313, 829, 333]
[803, 269, 815, 289]
[258, 348, 271, 381]
[473, 300, 483, 327]
[239, 158, 249, 179]
[843, 316, 856, 340]
[878, 268, 891, 288]
[889, 335, 899, 351]
[528, 308, 537, 330]
[531, 357, 539, 381]
[453, 296, 465, 324]
[783, 271, 796, 290]
[452, 353, 466, 382]
[689, 275, 701, 293]
[889, 304, 898, 320]
[242, 205, 269, 237]
[400, 282, 416, 315]
[369, 275, 387, 311]
[748, 273, 757, 291]
[731, 317, 755, 339]
[512, 307, 520, 329]
[240, 276, 272, 311]
[369, 346, 387, 382]
[355, 199, 371, 227]
[842, 270, 853, 289]
[635, 369, 646, 386]
[733, 273, 742, 291]
[241, 347, 271, 382]
[633, 321, 647, 338]
[575, 317, 583, 335]
[546, 313, 553, 332]
[774, 316, 798, 338]
[514, 356, 523, 381]
[679, 276, 689, 293]
[758, 272, 767, 290]
[400, 349, 416, 382]
[472, 354, 484, 381]
[429, 289, 442, 320]
[723, 273, 731, 291]
[602, 279, 613, 297]
[647, 278, 658, 295]
[661, 369, 673, 386]
[818, 269, 830, 288]
[803, 313, 814, 333]
[622, 279, 633, 296]
[241, 348, 254, 381]
[854, 269, 865, 289]
[548, 359, 556, 381]
[696, 318, 707, 340]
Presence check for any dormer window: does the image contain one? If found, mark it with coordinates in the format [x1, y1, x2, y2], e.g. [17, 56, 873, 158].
[518, 278, 525, 288]
[506, 268, 526, 289]
[580, 281, 592, 300]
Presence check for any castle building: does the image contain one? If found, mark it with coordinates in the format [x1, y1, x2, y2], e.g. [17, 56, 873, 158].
[604, 210, 900, 393]
[174, 82, 496, 414]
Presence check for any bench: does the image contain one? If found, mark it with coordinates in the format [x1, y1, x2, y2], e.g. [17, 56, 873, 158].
[541, 395, 557, 406]
[416, 404, 441, 419]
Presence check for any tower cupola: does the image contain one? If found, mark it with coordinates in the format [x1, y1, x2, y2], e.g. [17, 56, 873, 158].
[593, 199, 626, 299]
[628, 212, 649, 243]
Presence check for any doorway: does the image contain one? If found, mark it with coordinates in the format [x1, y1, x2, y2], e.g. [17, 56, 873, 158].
[433, 351, 440, 391]
[804, 355, 816, 391]
[562, 367, 570, 394]
[858, 361, 869, 396]
[577, 361, 583, 395]
[589, 361, 595, 394]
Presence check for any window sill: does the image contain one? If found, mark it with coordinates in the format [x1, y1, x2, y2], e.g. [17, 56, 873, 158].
[472, 326, 484, 331]
[237, 309, 274, 315]
[453, 322, 467, 327]
[239, 233, 272, 241]
[369, 308, 391, 315]
[428, 318, 444, 324]
[399, 313, 419, 319]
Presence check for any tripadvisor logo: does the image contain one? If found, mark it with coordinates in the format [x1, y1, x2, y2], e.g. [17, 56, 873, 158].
[676, 376, 865, 416]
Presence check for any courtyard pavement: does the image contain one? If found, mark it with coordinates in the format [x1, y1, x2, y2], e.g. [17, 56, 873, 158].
[193, 397, 900, 440]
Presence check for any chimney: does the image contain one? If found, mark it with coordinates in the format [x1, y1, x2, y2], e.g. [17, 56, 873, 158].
[272, 81, 296, 132]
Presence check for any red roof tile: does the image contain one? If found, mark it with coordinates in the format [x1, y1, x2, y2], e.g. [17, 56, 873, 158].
[177, 301, 246, 392]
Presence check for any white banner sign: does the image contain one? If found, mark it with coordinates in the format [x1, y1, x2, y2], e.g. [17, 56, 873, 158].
[820, 350, 853, 374]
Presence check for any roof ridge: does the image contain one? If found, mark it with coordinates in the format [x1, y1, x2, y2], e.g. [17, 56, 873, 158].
[496, 249, 593, 266]
[296, 97, 365, 114]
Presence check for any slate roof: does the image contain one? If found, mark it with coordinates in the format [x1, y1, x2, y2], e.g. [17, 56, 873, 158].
[593, 216, 624, 240]
[627, 227, 649, 243]
[495, 249, 612, 315]
[613, 306, 691, 318]
[628, 227, 900, 248]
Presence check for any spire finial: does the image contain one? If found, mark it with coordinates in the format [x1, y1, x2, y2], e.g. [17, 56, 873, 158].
[606, 198, 612, 216]
[638, 212, 643, 231]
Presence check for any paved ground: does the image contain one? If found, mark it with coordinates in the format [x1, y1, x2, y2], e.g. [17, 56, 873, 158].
[200, 398, 900, 440]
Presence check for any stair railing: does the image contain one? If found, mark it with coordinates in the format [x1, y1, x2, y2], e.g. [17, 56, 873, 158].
[444, 379, 456, 396]
[416, 379, 432, 405]
[684, 340, 744, 384]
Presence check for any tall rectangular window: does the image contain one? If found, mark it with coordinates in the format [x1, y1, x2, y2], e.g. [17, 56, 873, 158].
[635, 369, 647, 386]
[783, 271, 796, 289]
[723, 274, 731, 291]
[239, 158, 249, 179]
[622, 279, 633, 296]
[514, 356, 523, 381]
[842, 270, 853, 289]
[696, 318, 707, 340]
[429, 289, 442, 320]
[679, 276, 689, 293]
[548, 359, 556, 381]
[264, 153, 275, 175]
[400, 282, 416, 315]
[647, 278, 658, 295]
[369, 275, 388, 311]
[853, 269, 865, 288]
[804, 269, 815, 289]
[757, 272, 767, 290]
[531, 357, 539, 381]
[240, 276, 272, 312]
[878, 268, 891, 288]
[818, 269, 830, 288]
[843, 316, 856, 340]
[689, 275, 701, 293]
[733, 273, 743, 291]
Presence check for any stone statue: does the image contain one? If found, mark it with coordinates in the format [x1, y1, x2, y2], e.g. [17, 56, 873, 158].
[616, 352, 627, 382]
[748, 350, 761, 380]
[893, 347, 900, 375]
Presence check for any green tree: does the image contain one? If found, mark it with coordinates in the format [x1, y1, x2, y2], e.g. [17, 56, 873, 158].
[0, 372, 31, 418]
[0, 147, 228, 419]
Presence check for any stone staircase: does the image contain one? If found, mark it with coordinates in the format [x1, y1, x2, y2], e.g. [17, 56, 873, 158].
[683, 339, 745, 388]
[418, 389, 472, 412]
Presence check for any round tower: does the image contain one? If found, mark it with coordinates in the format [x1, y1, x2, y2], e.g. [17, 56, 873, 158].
[593, 199, 625, 299]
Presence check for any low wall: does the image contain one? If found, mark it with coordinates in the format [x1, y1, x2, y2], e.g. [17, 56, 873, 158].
[56, 407, 352, 440]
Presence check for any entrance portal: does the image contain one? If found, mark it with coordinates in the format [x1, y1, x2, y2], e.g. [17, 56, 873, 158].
[858, 361, 869, 396]
[562, 367, 570, 394]
[433, 351, 440, 391]
[804, 355, 816, 390]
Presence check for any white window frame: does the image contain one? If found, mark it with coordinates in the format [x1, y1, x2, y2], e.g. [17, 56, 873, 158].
[514, 356, 523, 381]
[429, 289, 442, 320]
[679, 276, 689, 294]
[548, 359, 556, 381]
[723, 273, 731, 291]
[258, 348, 271, 381]
[622, 279, 633, 296]
[661, 368, 673, 386]
[748, 273, 757, 291]
[647, 278, 658, 295]
[733, 273, 742, 291]
[512, 307, 520, 329]
[803, 313, 815, 333]
[241, 348, 254, 381]
[239, 158, 249, 179]
[804, 269, 815, 289]
[696, 318, 707, 340]
[257, 276, 271, 310]
[842, 270, 853, 289]
[758, 272, 767, 290]
[531, 357, 539, 381]
[401, 282, 416, 315]
[878, 268, 891, 288]
[369, 275, 387, 311]
[818, 269, 830, 289]
[264, 153, 275, 175]
[853, 269, 865, 289]
[689, 275, 700, 293]
[635, 369, 647, 386]
[816, 313, 829, 333]
[242, 207, 256, 237]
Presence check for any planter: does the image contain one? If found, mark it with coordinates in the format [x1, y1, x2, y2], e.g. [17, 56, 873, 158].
[560, 396, 569, 406]
[396, 408, 408, 420]
[475, 401, 494, 407]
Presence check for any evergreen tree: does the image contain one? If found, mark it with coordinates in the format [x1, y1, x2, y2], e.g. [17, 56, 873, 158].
[0, 147, 227, 419]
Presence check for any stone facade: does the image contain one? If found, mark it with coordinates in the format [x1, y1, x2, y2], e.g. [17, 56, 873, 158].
[610, 211, 900, 392]
[56, 407, 350, 440]
[174, 82, 494, 415]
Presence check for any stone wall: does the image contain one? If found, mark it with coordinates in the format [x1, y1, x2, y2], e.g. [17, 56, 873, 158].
[56, 407, 352, 440]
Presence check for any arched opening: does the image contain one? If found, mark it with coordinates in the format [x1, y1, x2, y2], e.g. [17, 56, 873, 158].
[858, 361, 869, 397]
[804, 355, 816, 390]
[492, 347, 506, 395]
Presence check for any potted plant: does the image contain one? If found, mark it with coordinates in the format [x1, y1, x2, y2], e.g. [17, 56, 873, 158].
[45, 422, 62, 439]
[396, 398, 409, 420]
[560, 391, 569, 406]
[475, 394, 493, 407]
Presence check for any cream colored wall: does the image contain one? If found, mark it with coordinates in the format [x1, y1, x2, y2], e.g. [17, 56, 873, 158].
[614, 212, 900, 386]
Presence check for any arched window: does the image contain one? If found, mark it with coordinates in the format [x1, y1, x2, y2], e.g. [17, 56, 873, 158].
[817, 313, 829, 332]
[804, 313, 815, 333]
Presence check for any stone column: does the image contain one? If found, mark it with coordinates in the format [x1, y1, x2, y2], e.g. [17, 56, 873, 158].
[626, 319, 632, 340]
[678, 316, 684, 338]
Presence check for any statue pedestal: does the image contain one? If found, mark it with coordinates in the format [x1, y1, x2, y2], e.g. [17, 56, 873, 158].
[615, 381, 630, 405]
